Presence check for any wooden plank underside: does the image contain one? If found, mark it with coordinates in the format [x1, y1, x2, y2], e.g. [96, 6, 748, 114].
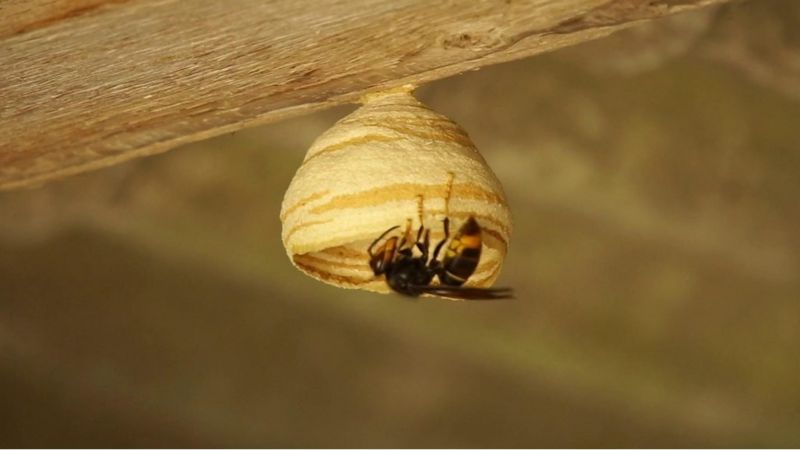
[0, 0, 727, 190]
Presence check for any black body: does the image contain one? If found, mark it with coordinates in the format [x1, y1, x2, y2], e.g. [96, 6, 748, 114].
[368, 216, 513, 300]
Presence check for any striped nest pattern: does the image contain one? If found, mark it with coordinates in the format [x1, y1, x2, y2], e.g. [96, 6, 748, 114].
[280, 88, 512, 296]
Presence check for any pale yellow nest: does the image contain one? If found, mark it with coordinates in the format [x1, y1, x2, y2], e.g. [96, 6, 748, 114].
[280, 88, 512, 295]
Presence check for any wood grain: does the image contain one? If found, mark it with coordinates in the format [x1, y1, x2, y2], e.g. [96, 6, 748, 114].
[0, 0, 728, 190]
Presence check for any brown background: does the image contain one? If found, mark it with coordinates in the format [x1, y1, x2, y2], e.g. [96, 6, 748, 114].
[2, 0, 800, 446]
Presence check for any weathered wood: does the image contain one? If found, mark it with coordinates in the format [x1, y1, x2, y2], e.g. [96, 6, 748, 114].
[0, 0, 727, 190]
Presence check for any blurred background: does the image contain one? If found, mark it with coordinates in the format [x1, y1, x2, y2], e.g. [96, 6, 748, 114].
[2, 0, 800, 446]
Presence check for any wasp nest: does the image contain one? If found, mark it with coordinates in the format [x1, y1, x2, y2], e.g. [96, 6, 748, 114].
[280, 87, 512, 294]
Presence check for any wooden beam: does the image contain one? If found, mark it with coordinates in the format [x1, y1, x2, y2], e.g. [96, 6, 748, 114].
[0, 0, 728, 190]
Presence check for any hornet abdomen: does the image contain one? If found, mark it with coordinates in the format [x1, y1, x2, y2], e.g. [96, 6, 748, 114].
[441, 216, 482, 286]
